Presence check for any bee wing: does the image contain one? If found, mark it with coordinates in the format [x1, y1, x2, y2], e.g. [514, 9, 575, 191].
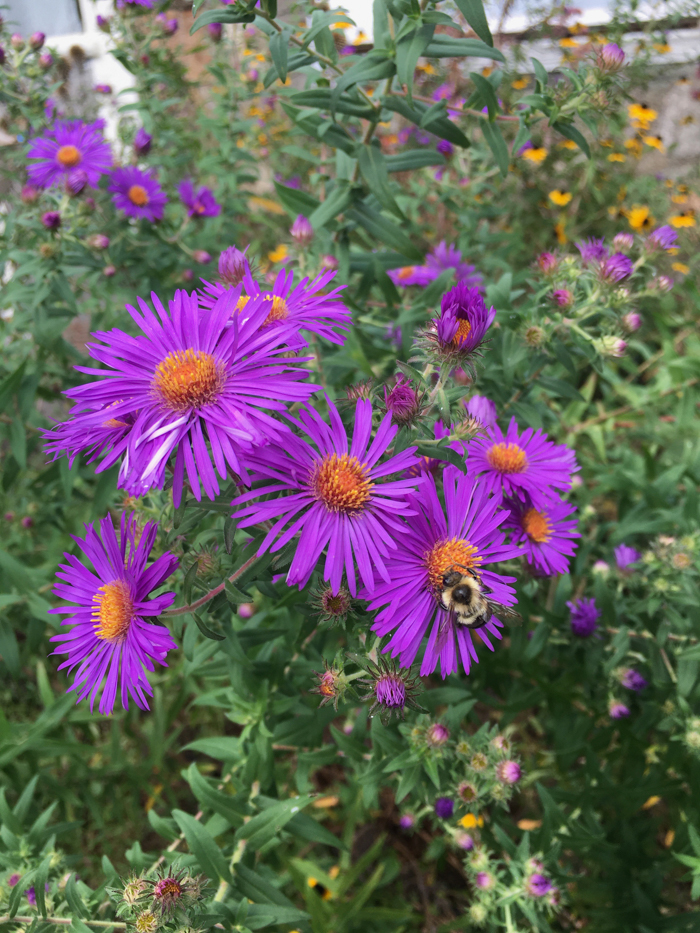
[486, 600, 523, 626]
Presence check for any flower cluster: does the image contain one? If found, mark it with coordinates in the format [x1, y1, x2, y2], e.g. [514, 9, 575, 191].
[111, 865, 207, 932]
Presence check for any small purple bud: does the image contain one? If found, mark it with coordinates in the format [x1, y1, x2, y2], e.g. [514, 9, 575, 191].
[496, 760, 522, 784]
[614, 543, 642, 572]
[134, 127, 152, 156]
[156, 12, 179, 35]
[426, 723, 450, 747]
[598, 42, 625, 71]
[568, 597, 600, 638]
[475, 871, 495, 890]
[182, 269, 194, 281]
[193, 250, 212, 264]
[11, 33, 25, 52]
[620, 668, 648, 692]
[238, 603, 255, 618]
[41, 211, 61, 229]
[612, 232, 634, 251]
[622, 311, 642, 332]
[609, 700, 630, 719]
[218, 245, 249, 286]
[103, 265, 116, 277]
[384, 375, 422, 426]
[21, 184, 39, 203]
[38, 52, 53, 69]
[66, 169, 88, 195]
[8, 873, 20, 887]
[29, 31, 46, 51]
[437, 139, 454, 157]
[538, 252, 558, 274]
[94, 83, 112, 94]
[399, 814, 415, 830]
[321, 254, 338, 270]
[4, 512, 15, 522]
[434, 797, 454, 819]
[456, 832, 474, 850]
[208, 22, 223, 41]
[87, 234, 110, 249]
[290, 214, 313, 246]
[552, 288, 573, 307]
[96, 15, 111, 31]
[21, 516, 33, 529]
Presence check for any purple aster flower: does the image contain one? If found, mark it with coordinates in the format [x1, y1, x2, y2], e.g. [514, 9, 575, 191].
[178, 179, 221, 218]
[290, 214, 313, 246]
[109, 166, 167, 221]
[600, 252, 633, 282]
[426, 282, 495, 369]
[435, 797, 454, 819]
[464, 395, 497, 427]
[95, 83, 112, 94]
[567, 597, 600, 638]
[200, 265, 350, 346]
[475, 871, 495, 890]
[134, 127, 152, 156]
[116, 0, 154, 8]
[27, 120, 112, 189]
[41, 211, 61, 229]
[425, 241, 483, 289]
[193, 250, 212, 264]
[233, 398, 420, 595]
[496, 760, 521, 784]
[386, 264, 435, 287]
[437, 139, 453, 157]
[45, 288, 316, 506]
[620, 668, 648, 691]
[613, 232, 634, 251]
[432, 83, 455, 101]
[576, 237, 609, 265]
[457, 832, 474, 850]
[504, 496, 580, 575]
[208, 22, 222, 40]
[614, 543, 642, 571]
[538, 252, 558, 274]
[598, 42, 625, 71]
[49, 513, 178, 715]
[609, 700, 630, 719]
[526, 873, 553, 896]
[9, 874, 21, 887]
[367, 469, 519, 678]
[155, 12, 178, 34]
[384, 375, 423, 426]
[467, 417, 579, 510]
[399, 814, 415, 830]
[646, 225, 678, 251]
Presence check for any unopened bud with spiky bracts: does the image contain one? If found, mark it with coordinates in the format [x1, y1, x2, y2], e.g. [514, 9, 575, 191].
[382, 374, 426, 427]
[122, 877, 148, 907]
[311, 583, 353, 626]
[146, 866, 206, 918]
[417, 283, 496, 376]
[353, 655, 425, 723]
[310, 661, 349, 711]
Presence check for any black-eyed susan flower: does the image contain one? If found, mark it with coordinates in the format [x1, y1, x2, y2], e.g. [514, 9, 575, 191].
[548, 189, 572, 206]
[628, 102, 658, 126]
[643, 135, 665, 151]
[669, 211, 696, 228]
[521, 146, 548, 164]
[511, 76, 529, 89]
[608, 152, 626, 162]
[627, 205, 654, 231]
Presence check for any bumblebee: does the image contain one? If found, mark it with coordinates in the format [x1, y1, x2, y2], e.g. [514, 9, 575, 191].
[439, 564, 522, 630]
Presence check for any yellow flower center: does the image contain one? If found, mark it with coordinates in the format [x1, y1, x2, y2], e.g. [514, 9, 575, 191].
[56, 144, 81, 167]
[128, 184, 149, 207]
[452, 319, 472, 345]
[311, 453, 373, 514]
[487, 442, 528, 474]
[424, 537, 481, 593]
[152, 349, 225, 411]
[92, 579, 134, 641]
[521, 508, 551, 543]
[262, 294, 289, 323]
[397, 266, 416, 280]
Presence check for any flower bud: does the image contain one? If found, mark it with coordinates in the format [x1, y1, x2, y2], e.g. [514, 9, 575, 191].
[592, 560, 610, 576]
[469, 904, 488, 925]
[96, 15, 111, 31]
[609, 700, 630, 719]
[321, 254, 338, 270]
[193, 250, 212, 264]
[208, 22, 222, 41]
[597, 42, 625, 71]
[612, 231, 634, 251]
[434, 797, 454, 819]
[66, 169, 88, 195]
[238, 602, 255, 618]
[426, 723, 450, 747]
[11, 33, 25, 51]
[456, 832, 474, 850]
[156, 13, 178, 35]
[437, 139, 453, 157]
[524, 325, 545, 347]
[182, 269, 194, 281]
[21, 184, 40, 203]
[87, 234, 110, 249]
[290, 213, 313, 246]
[651, 275, 674, 292]
[41, 211, 61, 229]
[537, 252, 558, 274]
[595, 335, 627, 358]
[21, 516, 33, 528]
[495, 760, 522, 784]
[383, 375, 422, 426]
[622, 311, 642, 332]
[399, 813, 415, 830]
[685, 730, 700, 750]
[29, 31, 45, 50]
[94, 83, 112, 94]
[134, 127, 152, 156]
[103, 264, 116, 277]
[38, 52, 53, 69]
[552, 288, 573, 308]
[311, 663, 348, 710]
[218, 245, 249, 286]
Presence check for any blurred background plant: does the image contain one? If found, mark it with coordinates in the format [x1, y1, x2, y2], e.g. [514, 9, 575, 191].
[1, 0, 700, 930]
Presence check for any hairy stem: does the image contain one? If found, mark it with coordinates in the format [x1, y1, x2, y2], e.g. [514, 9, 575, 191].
[163, 553, 259, 617]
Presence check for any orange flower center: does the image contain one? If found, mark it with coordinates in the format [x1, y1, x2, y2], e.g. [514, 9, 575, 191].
[424, 537, 481, 593]
[56, 144, 81, 167]
[311, 453, 373, 514]
[128, 184, 149, 207]
[262, 294, 289, 323]
[486, 442, 528, 474]
[152, 349, 224, 411]
[92, 579, 134, 641]
[521, 508, 551, 543]
[397, 266, 416, 280]
[452, 318, 472, 346]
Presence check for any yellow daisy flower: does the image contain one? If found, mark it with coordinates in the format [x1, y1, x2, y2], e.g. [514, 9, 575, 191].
[669, 212, 696, 228]
[624, 138, 643, 158]
[608, 153, 626, 162]
[511, 76, 529, 89]
[642, 135, 665, 152]
[559, 36, 579, 48]
[627, 205, 654, 231]
[459, 813, 485, 829]
[653, 42, 671, 53]
[549, 189, 572, 206]
[482, 65, 493, 77]
[268, 244, 289, 262]
[559, 139, 578, 150]
[672, 262, 690, 274]
[522, 147, 548, 164]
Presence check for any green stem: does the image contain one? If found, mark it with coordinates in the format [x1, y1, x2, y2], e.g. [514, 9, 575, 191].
[0, 917, 126, 929]
[163, 553, 259, 617]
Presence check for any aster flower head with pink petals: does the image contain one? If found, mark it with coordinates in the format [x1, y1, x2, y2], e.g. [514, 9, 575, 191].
[44, 287, 316, 507]
[50, 513, 178, 715]
[233, 397, 421, 595]
[200, 264, 351, 347]
[367, 469, 519, 679]
[467, 417, 579, 510]
[27, 119, 112, 189]
[109, 166, 167, 221]
[504, 495, 580, 575]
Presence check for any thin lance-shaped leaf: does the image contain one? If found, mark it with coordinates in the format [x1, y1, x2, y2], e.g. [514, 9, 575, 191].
[190, 6, 255, 33]
[234, 796, 314, 850]
[358, 144, 404, 220]
[552, 120, 591, 158]
[481, 120, 510, 177]
[290, 88, 375, 119]
[347, 202, 423, 262]
[469, 72, 500, 119]
[396, 23, 435, 101]
[308, 183, 354, 230]
[423, 35, 503, 60]
[382, 97, 470, 149]
[331, 53, 395, 114]
[302, 9, 355, 50]
[384, 150, 445, 172]
[172, 809, 231, 881]
[453, 0, 493, 45]
[269, 28, 291, 84]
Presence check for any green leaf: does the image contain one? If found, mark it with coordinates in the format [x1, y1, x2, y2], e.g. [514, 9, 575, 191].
[147, 809, 180, 842]
[263, 52, 317, 89]
[234, 796, 314, 850]
[469, 72, 500, 119]
[481, 120, 510, 177]
[183, 561, 198, 608]
[64, 874, 90, 919]
[193, 612, 226, 641]
[382, 96, 470, 149]
[453, 0, 493, 46]
[384, 150, 445, 172]
[395, 762, 421, 803]
[346, 202, 423, 262]
[396, 24, 435, 101]
[358, 144, 404, 219]
[331, 53, 395, 113]
[272, 180, 321, 219]
[287, 811, 347, 849]
[551, 120, 591, 158]
[186, 763, 245, 826]
[524, 623, 549, 660]
[538, 377, 584, 400]
[302, 10, 355, 51]
[190, 7, 255, 33]
[235, 863, 300, 908]
[172, 809, 231, 881]
[0, 620, 20, 677]
[290, 89, 375, 119]
[423, 35, 503, 60]
[269, 28, 291, 83]
[182, 736, 243, 761]
[0, 362, 26, 414]
[531, 57, 549, 90]
[308, 184, 354, 230]
[245, 904, 310, 930]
